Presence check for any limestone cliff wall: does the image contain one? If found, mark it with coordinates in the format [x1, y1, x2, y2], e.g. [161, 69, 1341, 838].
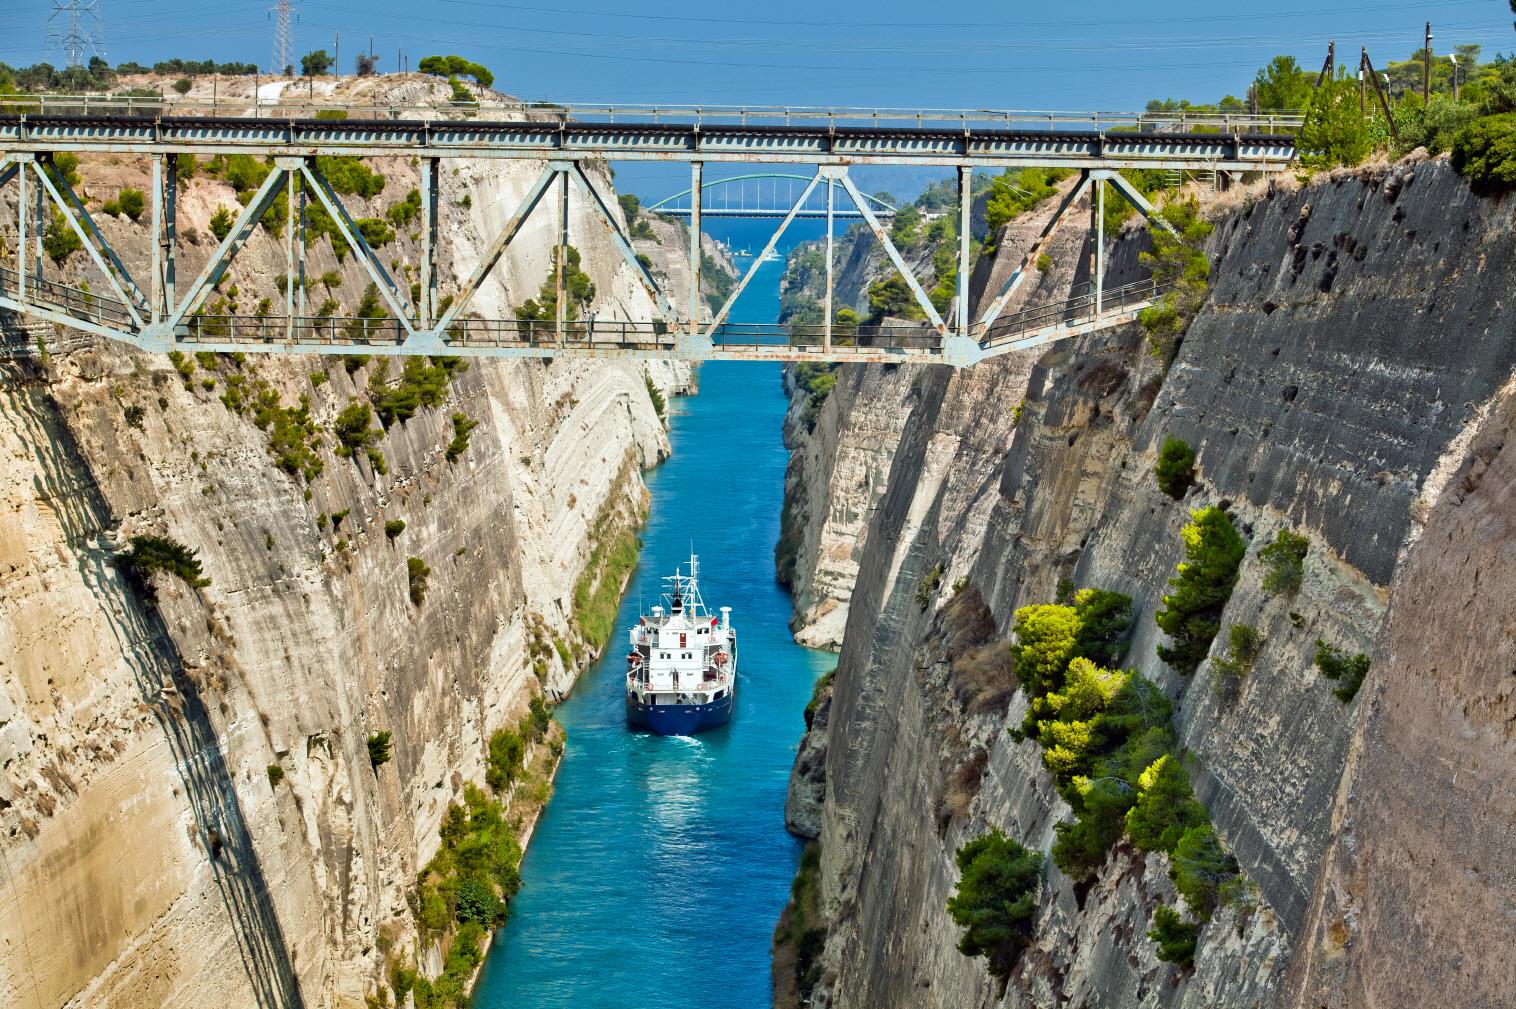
[777, 158, 1516, 1008]
[775, 179, 1106, 649]
[0, 76, 710, 1009]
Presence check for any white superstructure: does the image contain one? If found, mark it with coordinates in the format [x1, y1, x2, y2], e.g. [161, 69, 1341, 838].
[626, 555, 736, 715]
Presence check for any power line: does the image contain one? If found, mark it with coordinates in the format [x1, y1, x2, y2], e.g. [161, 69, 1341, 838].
[47, 0, 106, 68]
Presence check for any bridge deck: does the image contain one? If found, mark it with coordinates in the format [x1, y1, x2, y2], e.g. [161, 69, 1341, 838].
[0, 111, 1296, 170]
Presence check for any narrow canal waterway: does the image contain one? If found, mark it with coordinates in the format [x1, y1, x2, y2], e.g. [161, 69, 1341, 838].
[473, 222, 835, 1008]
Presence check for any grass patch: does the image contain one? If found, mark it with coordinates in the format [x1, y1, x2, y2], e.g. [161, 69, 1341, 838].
[786, 842, 827, 1002]
[804, 669, 835, 727]
[571, 460, 645, 654]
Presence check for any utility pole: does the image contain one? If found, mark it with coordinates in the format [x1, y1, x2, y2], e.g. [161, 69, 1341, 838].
[1317, 40, 1335, 87]
[1423, 21, 1433, 106]
[1363, 48, 1400, 144]
[334, 32, 340, 79]
[1450, 54, 1460, 102]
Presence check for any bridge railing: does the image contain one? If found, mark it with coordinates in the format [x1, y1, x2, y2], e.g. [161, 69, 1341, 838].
[713, 322, 941, 354]
[444, 318, 677, 351]
[176, 315, 683, 351]
[0, 92, 1306, 134]
[979, 278, 1170, 348]
[0, 263, 137, 328]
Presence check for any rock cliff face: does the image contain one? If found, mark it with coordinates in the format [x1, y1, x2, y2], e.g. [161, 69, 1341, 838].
[776, 159, 1516, 1008]
[775, 180, 1110, 649]
[0, 76, 715, 1009]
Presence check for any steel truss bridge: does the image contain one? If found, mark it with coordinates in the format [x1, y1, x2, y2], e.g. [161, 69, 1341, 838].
[0, 97, 1298, 367]
[645, 173, 899, 220]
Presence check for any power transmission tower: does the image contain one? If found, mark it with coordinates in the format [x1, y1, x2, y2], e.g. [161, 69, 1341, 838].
[47, 0, 105, 68]
[272, 0, 297, 76]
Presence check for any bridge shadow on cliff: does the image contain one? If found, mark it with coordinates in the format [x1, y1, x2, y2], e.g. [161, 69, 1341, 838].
[0, 356, 305, 1009]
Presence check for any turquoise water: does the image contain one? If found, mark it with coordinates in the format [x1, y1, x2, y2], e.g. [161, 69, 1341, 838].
[472, 221, 835, 1008]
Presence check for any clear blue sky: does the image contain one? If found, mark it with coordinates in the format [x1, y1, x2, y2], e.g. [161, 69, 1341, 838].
[4, 0, 1512, 110]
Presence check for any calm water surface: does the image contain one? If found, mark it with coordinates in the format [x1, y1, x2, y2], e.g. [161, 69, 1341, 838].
[472, 221, 835, 1008]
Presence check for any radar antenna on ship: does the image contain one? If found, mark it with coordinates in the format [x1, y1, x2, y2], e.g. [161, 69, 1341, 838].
[662, 552, 708, 619]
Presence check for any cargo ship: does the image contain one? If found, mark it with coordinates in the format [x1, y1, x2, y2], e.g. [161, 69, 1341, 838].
[625, 554, 736, 735]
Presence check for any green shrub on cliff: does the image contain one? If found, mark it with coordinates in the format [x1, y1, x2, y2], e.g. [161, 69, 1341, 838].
[486, 725, 526, 791]
[116, 187, 146, 221]
[1259, 528, 1309, 595]
[119, 534, 211, 592]
[1010, 588, 1132, 717]
[1170, 823, 1238, 920]
[367, 730, 392, 767]
[407, 556, 431, 606]
[1314, 639, 1370, 702]
[792, 362, 838, 430]
[946, 829, 1043, 988]
[786, 841, 827, 1001]
[1450, 112, 1516, 194]
[411, 781, 527, 1009]
[1209, 622, 1263, 701]
[454, 877, 506, 926]
[334, 400, 380, 459]
[1148, 905, 1199, 966]
[1126, 754, 1208, 853]
[42, 209, 82, 264]
[865, 274, 925, 323]
[1155, 507, 1246, 675]
[1300, 75, 1373, 168]
[369, 355, 467, 429]
[1155, 437, 1196, 500]
[1137, 199, 1212, 362]
[514, 245, 595, 323]
[446, 412, 480, 463]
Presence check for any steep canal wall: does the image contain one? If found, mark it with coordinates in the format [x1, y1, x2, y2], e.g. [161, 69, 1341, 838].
[775, 156, 1516, 1008]
[0, 75, 727, 1009]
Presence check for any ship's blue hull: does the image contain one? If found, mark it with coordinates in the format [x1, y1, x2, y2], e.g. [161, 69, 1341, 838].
[626, 690, 734, 735]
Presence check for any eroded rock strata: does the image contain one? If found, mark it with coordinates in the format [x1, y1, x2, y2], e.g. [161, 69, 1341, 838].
[0, 75, 725, 1009]
[775, 158, 1516, 1008]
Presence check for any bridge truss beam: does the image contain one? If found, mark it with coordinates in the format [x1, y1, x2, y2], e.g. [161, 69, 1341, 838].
[0, 114, 1296, 174]
[0, 129, 1203, 367]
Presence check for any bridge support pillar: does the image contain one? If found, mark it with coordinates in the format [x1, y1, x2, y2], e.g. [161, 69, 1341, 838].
[823, 171, 835, 354]
[688, 161, 702, 334]
[1093, 174, 1104, 315]
[956, 165, 971, 339]
[555, 167, 569, 346]
[420, 157, 439, 328]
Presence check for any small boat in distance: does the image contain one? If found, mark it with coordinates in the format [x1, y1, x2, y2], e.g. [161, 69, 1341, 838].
[625, 554, 736, 735]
